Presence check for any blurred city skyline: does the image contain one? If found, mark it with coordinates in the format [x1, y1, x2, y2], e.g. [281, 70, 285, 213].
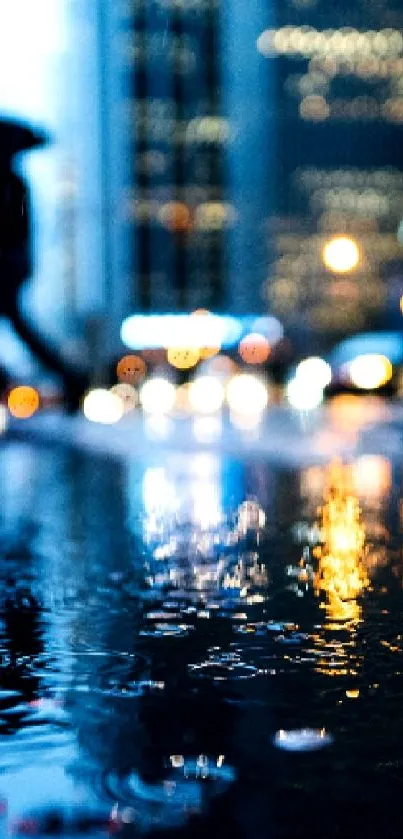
[0, 0, 402, 384]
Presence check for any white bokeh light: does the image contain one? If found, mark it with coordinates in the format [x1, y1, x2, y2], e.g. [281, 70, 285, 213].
[286, 378, 324, 411]
[188, 376, 224, 414]
[322, 236, 360, 273]
[140, 378, 176, 414]
[348, 354, 393, 389]
[83, 388, 124, 424]
[295, 357, 332, 388]
[226, 374, 268, 415]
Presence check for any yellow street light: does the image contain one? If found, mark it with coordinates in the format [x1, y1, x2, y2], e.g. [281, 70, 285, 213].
[322, 236, 360, 273]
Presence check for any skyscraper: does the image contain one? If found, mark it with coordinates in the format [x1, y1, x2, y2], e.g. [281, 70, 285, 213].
[257, 0, 403, 350]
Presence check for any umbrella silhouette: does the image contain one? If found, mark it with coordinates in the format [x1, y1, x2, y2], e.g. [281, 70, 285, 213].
[0, 117, 88, 410]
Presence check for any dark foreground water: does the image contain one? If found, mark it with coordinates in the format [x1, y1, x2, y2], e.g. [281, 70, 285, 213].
[0, 440, 402, 838]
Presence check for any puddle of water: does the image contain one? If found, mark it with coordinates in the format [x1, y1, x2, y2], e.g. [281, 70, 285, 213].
[0, 443, 401, 837]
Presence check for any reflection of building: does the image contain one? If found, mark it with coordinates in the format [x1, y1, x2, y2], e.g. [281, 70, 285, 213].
[134, 456, 268, 607]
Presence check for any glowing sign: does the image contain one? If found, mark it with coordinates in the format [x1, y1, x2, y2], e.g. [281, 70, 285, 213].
[121, 314, 282, 350]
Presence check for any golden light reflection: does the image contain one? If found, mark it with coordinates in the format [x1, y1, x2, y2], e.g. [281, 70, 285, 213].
[315, 462, 369, 622]
[326, 393, 389, 436]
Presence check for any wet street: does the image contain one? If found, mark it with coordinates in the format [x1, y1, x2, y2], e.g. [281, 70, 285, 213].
[1, 427, 403, 838]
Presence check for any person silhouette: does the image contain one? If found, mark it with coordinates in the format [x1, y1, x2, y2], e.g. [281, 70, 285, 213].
[0, 117, 89, 410]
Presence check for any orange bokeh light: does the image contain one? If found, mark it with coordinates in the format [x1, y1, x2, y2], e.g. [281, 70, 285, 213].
[116, 354, 146, 384]
[159, 201, 192, 233]
[8, 386, 40, 419]
[239, 333, 271, 364]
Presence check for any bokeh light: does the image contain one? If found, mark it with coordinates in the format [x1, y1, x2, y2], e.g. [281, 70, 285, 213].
[139, 378, 176, 414]
[226, 374, 268, 415]
[174, 383, 192, 415]
[199, 345, 220, 360]
[252, 316, 284, 345]
[7, 386, 40, 419]
[322, 236, 360, 273]
[188, 376, 225, 414]
[121, 313, 241, 351]
[167, 347, 200, 370]
[295, 357, 332, 388]
[348, 354, 393, 389]
[352, 455, 391, 499]
[190, 309, 222, 357]
[327, 394, 388, 435]
[207, 355, 238, 377]
[238, 333, 271, 365]
[286, 377, 324, 410]
[0, 405, 7, 433]
[116, 354, 146, 384]
[158, 201, 192, 232]
[83, 388, 124, 424]
[110, 383, 137, 414]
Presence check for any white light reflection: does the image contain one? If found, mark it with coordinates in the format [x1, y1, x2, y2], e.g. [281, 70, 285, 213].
[144, 414, 173, 440]
[274, 728, 333, 751]
[237, 500, 266, 536]
[142, 468, 178, 516]
[129, 455, 269, 611]
[191, 481, 222, 531]
[190, 453, 220, 479]
[142, 467, 180, 544]
[192, 415, 222, 442]
[229, 411, 264, 431]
